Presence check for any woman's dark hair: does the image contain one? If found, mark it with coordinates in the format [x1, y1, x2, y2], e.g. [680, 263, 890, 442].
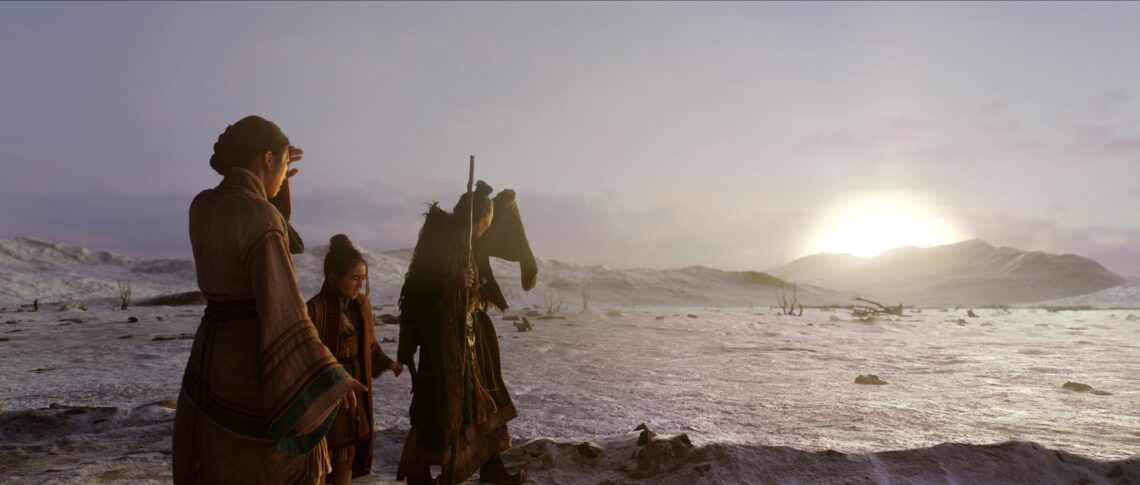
[209, 115, 290, 176]
[453, 180, 494, 223]
[325, 234, 366, 280]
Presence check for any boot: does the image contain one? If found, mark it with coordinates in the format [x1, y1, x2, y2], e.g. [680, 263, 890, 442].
[478, 454, 526, 484]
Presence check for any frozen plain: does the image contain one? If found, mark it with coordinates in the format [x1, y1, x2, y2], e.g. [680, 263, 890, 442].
[1, 304, 1137, 484]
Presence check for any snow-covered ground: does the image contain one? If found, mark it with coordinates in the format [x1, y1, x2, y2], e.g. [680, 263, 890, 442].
[1, 305, 1137, 483]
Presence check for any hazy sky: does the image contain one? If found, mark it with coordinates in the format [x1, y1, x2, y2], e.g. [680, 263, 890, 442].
[2, 2, 1139, 275]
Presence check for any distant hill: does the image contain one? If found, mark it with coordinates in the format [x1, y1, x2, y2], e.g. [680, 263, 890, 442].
[0, 237, 196, 307]
[768, 240, 1130, 307]
[0, 237, 846, 309]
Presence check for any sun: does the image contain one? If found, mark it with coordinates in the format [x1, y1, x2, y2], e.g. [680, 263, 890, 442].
[800, 191, 965, 258]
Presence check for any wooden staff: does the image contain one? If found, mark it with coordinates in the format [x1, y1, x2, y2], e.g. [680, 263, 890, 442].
[448, 155, 475, 484]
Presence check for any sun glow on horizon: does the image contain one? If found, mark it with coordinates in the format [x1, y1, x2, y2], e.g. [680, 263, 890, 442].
[800, 191, 965, 258]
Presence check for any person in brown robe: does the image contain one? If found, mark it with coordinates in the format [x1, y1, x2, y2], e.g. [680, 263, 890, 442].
[306, 234, 405, 484]
[396, 181, 538, 485]
[173, 115, 367, 484]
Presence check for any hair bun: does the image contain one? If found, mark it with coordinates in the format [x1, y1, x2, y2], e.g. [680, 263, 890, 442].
[330, 234, 354, 251]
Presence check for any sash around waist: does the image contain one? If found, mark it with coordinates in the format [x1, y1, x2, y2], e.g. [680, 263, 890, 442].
[204, 298, 258, 321]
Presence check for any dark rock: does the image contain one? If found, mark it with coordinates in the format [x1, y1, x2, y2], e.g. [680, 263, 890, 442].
[117, 335, 133, 340]
[514, 317, 533, 332]
[0, 337, 9, 342]
[6, 329, 22, 333]
[967, 309, 978, 318]
[687, 314, 698, 318]
[525, 310, 542, 317]
[378, 314, 400, 325]
[155, 316, 164, 321]
[1061, 381, 1093, 392]
[854, 374, 888, 385]
[537, 314, 565, 320]
[503, 315, 520, 321]
[30, 368, 54, 373]
[654, 316, 665, 320]
[634, 423, 649, 432]
[381, 337, 396, 343]
[693, 462, 712, 475]
[137, 291, 206, 306]
[637, 427, 656, 446]
[59, 318, 83, 324]
[127, 316, 140, 323]
[153, 333, 194, 341]
[1091, 390, 1113, 396]
[576, 441, 602, 459]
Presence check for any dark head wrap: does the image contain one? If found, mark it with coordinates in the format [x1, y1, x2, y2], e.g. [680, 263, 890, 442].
[452, 180, 494, 224]
[209, 115, 290, 176]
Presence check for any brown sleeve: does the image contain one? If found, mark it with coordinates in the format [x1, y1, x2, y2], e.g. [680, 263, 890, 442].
[247, 230, 352, 439]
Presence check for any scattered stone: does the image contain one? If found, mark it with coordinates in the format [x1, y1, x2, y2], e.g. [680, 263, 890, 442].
[381, 337, 396, 343]
[576, 441, 602, 459]
[1062, 381, 1093, 392]
[686, 314, 698, 319]
[1092, 390, 1113, 396]
[525, 310, 542, 317]
[829, 315, 842, 322]
[117, 335, 133, 340]
[1125, 313, 1139, 322]
[154, 400, 177, 409]
[537, 314, 565, 320]
[127, 316, 140, 323]
[967, 309, 978, 318]
[654, 316, 665, 320]
[4, 320, 18, 324]
[30, 368, 55, 373]
[637, 427, 656, 446]
[605, 310, 622, 317]
[155, 316, 165, 321]
[514, 317, 534, 332]
[980, 322, 993, 327]
[378, 314, 400, 325]
[693, 462, 712, 475]
[0, 337, 9, 342]
[854, 374, 888, 385]
[153, 333, 194, 341]
[59, 318, 83, 324]
[6, 329, 22, 333]
[503, 315, 520, 321]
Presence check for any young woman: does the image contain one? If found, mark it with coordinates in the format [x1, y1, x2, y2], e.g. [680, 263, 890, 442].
[306, 234, 404, 484]
[173, 115, 365, 484]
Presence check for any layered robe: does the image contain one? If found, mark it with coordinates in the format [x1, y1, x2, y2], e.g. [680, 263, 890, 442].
[395, 205, 517, 484]
[306, 289, 395, 480]
[173, 168, 355, 484]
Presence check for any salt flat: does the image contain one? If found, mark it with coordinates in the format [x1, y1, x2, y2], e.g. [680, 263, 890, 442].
[1, 305, 1136, 483]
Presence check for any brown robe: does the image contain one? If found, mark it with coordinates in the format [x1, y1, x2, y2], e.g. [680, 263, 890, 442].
[173, 168, 355, 484]
[396, 205, 517, 484]
[306, 289, 394, 480]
